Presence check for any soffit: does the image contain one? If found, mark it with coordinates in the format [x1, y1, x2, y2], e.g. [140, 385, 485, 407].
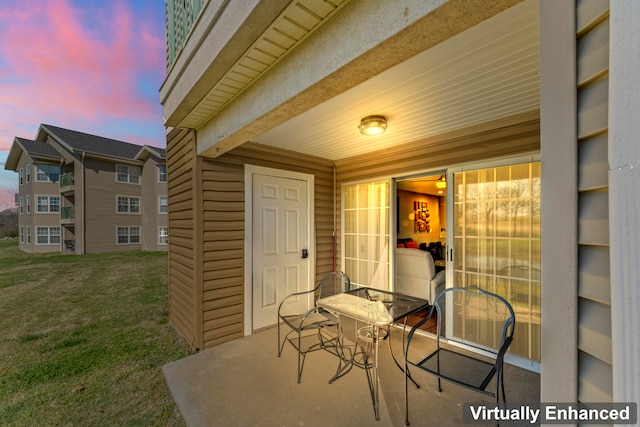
[252, 0, 540, 161]
[178, 0, 350, 129]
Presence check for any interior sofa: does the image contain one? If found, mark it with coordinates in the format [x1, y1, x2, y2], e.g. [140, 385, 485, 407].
[396, 247, 445, 302]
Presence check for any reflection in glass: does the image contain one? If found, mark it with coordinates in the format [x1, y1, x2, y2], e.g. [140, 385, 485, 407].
[453, 162, 541, 362]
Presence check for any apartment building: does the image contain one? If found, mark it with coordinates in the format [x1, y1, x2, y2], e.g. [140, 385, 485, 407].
[4, 124, 167, 254]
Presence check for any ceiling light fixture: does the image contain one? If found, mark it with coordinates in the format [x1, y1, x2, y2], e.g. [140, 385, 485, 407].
[436, 176, 447, 189]
[358, 115, 387, 136]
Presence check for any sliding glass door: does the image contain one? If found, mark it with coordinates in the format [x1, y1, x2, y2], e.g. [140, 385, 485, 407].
[340, 161, 541, 364]
[452, 162, 541, 361]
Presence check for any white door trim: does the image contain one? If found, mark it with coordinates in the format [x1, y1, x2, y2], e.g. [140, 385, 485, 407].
[244, 164, 315, 336]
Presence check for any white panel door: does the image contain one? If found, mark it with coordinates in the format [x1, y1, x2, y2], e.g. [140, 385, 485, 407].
[252, 173, 309, 330]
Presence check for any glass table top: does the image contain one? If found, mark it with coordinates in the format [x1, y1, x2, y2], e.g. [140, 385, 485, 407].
[317, 287, 429, 326]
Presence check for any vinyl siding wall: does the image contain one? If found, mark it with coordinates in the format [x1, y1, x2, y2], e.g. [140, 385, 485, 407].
[200, 143, 335, 348]
[167, 128, 199, 349]
[576, 0, 613, 403]
[166, 128, 336, 350]
[83, 158, 143, 253]
[335, 111, 540, 184]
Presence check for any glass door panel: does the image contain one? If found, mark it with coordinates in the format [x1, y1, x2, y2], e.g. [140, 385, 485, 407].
[343, 180, 390, 289]
[452, 162, 540, 362]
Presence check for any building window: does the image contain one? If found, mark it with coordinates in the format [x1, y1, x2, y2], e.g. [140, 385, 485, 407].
[158, 227, 168, 245]
[158, 165, 167, 182]
[36, 164, 60, 182]
[159, 196, 167, 213]
[26, 164, 31, 183]
[116, 164, 141, 184]
[19, 197, 24, 214]
[117, 227, 140, 244]
[117, 196, 140, 213]
[26, 195, 31, 214]
[27, 226, 31, 244]
[20, 226, 24, 242]
[19, 168, 24, 185]
[36, 227, 61, 245]
[37, 195, 60, 213]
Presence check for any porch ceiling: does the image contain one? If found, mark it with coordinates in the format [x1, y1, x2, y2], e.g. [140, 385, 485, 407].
[251, 0, 540, 161]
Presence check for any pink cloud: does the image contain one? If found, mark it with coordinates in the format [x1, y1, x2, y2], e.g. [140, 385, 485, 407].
[0, 185, 17, 211]
[0, 0, 166, 151]
[0, 0, 166, 210]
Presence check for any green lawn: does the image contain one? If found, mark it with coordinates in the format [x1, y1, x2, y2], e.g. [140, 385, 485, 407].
[0, 240, 192, 426]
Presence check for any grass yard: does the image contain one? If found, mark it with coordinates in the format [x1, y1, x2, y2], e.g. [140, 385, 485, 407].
[0, 240, 192, 426]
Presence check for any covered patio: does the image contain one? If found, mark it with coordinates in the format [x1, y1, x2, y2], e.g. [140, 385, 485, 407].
[163, 325, 539, 426]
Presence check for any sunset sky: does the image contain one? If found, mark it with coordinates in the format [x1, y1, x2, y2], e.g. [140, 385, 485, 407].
[0, 0, 166, 210]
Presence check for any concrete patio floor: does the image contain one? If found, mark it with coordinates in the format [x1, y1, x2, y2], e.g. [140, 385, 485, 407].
[163, 324, 540, 427]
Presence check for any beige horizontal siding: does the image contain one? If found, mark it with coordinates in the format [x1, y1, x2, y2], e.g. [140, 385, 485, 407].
[578, 189, 609, 246]
[576, 0, 612, 404]
[578, 245, 610, 305]
[578, 298, 612, 364]
[83, 157, 144, 253]
[167, 127, 199, 349]
[335, 111, 539, 182]
[579, 351, 614, 402]
[197, 143, 335, 348]
[578, 133, 608, 191]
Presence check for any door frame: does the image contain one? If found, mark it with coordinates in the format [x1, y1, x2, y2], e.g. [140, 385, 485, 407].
[243, 164, 315, 336]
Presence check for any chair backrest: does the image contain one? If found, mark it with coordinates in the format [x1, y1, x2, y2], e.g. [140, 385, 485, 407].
[396, 248, 437, 300]
[432, 287, 515, 356]
[316, 272, 351, 301]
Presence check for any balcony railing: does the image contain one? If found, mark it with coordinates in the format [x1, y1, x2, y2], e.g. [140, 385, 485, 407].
[61, 206, 75, 221]
[60, 172, 74, 188]
[166, 0, 205, 68]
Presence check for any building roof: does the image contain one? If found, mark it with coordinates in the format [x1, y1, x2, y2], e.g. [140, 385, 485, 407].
[4, 137, 64, 171]
[4, 124, 165, 172]
[135, 145, 167, 161]
[16, 137, 64, 159]
[38, 124, 163, 162]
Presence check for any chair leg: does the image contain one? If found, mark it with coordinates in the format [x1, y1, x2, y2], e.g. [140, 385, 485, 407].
[404, 359, 411, 426]
[297, 331, 303, 383]
[277, 321, 289, 358]
[277, 321, 282, 357]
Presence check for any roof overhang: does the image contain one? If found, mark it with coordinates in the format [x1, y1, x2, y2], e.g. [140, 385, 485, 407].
[160, 0, 327, 127]
[4, 138, 62, 171]
[162, 0, 539, 161]
[4, 140, 24, 171]
[135, 145, 166, 161]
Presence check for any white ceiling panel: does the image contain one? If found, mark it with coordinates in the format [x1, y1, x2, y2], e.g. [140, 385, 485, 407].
[253, 0, 540, 161]
[179, 0, 350, 129]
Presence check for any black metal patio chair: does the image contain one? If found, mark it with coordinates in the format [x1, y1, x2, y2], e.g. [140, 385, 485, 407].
[277, 272, 351, 383]
[404, 287, 515, 426]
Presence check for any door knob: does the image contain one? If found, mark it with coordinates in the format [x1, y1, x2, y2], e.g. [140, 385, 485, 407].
[302, 249, 308, 259]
